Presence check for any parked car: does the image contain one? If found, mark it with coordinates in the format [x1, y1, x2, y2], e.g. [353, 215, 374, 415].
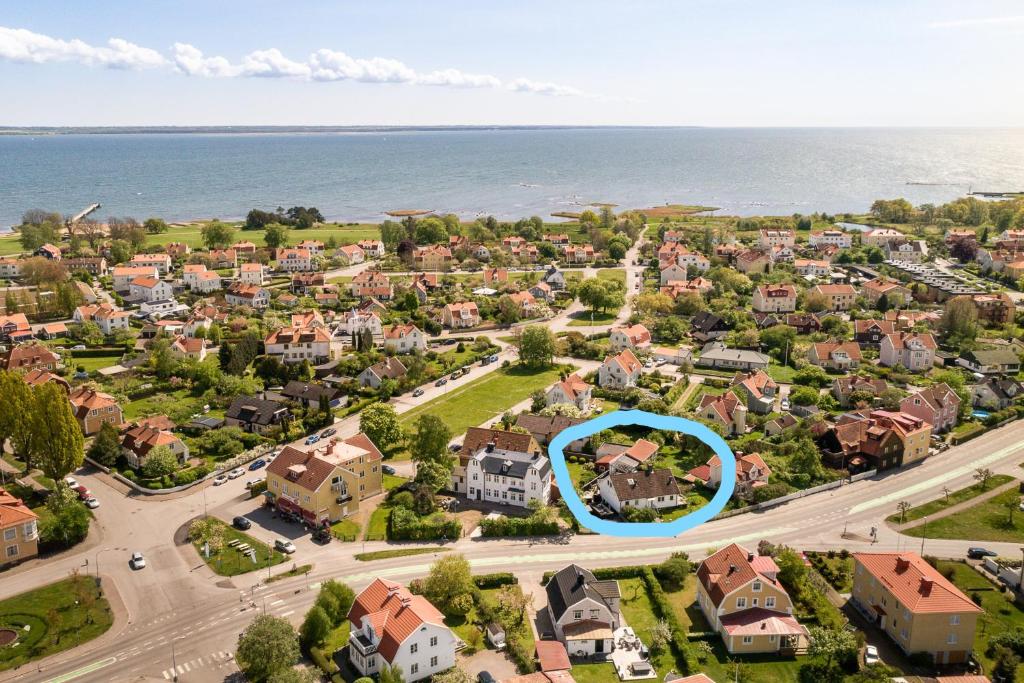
[478, 672, 496, 683]
[232, 516, 252, 530]
[435, 378, 447, 387]
[64, 476, 78, 488]
[305, 434, 321, 445]
[381, 465, 396, 475]
[780, 398, 790, 411]
[72, 485, 91, 500]
[227, 468, 244, 480]
[412, 388, 424, 397]
[968, 547, 997, 559]
[71, 344, 86, 351]
[274, 539, 297, 554]
[85, 497, 100, 509]
[312, 526, 331, 544]
[245, 478, 264, 489]
[212, 474, 229, 486]
[864, 645, 880, 665]
[321, 428, 336, 438]
[248, 458, 267, 471]
[129, 551, 146, 569]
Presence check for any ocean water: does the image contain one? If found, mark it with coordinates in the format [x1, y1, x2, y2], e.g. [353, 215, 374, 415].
[1, 127, 1022, 229]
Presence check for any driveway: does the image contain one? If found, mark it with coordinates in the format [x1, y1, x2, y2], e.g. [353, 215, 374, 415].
[460, 648, 519, 681]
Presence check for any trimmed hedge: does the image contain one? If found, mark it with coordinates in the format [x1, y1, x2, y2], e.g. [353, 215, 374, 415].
[249, 480, 268, 498]
[473, 573, 518, 589]
[388, 507, 461, 541]
[479, 515, 559, 537]
[309, 645, 343, 683]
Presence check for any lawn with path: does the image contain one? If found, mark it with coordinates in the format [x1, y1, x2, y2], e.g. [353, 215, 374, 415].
[192, 518, 287, 577]
[886, 474, 1016, 525]
[901, 485, 1024, 542]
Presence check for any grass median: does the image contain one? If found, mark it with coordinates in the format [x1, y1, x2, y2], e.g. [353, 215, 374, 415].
[886, 474, 1015, 525]
[192, 518, 287, 577]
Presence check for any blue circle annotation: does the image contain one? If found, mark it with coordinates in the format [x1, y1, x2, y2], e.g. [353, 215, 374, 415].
[548, 409, 736, 537]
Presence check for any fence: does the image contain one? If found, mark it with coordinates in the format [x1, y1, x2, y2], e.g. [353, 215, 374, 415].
[713, 469, 878, 520]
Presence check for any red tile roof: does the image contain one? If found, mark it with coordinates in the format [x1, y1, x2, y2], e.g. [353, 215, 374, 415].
[347, 578, 446, 661]
[853, 552, 981, 614]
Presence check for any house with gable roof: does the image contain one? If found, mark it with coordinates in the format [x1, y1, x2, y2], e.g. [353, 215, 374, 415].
[545, 564, 621, 657]
[597, 349, 642, 389]
[608, 324, 652, 352]
[730, 370, 778, 414]
[545, 373, 593, 412]
[879, 332, 937, 372]
[900, 383, 960, 433]
[697, 392, 747, 436]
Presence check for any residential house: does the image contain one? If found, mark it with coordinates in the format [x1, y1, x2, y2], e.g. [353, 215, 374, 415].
[735, 250, 772, 274]
[832, 376, 889, 408]
[862, 278, 912, 307]
[280, 381, 344, 409]
[971, 376, 1023, 410]
[357, 239, 385, 258]
[169, 335, 207, 361]
[346, 579, 457, 682]
[3, 343, 61, 373]
[695, 544, 808, 654]
[0, 313, 31, 342]
[862, 228, 904, 247]
[359, 357, 408, 389]
[295, 240, 324, 256]
[208, 249, 238, 268]
[183, 263, 210, 289]
[22, 368, 70, 392]
[960, 293, 1016, 326]
[608, 324, 651, 353]
[885, 240, 929, 263]
[765, 414, 798, 438]
[452, 428, 542, 496]
[731, 370, 778, 414]
[511, 243, 539, 263]
[851, 552, 981, 664]
[691, 311, 731, 342]
[35, 243, 62, 260]
[809, 230, 852, 249]
[597, 469, 682, 514]
[758, 229, 795, 249]
[414, 245, 453, 271]
[441, 301, 481, 329]
[900, 383, 960, 433]
[652, 346, 693, 366]
[63, 257, 108, 277]
[224, 395, 290, 434]
[121, 421, 189, 469]
[266, 434, 383, 524]
[696, 342, 770, 372]
[265, 325, 333, 365]
[338, 244, 365, 265]
[192, 270, 222, 293]
[515, 414, 588, 451]
[659, 262, 688, 286]
[545, 564, 621, 657]
[231, 240, 258, 257]
[483, 268, 509, 287]
[75, 303, 131, 335]
[594, 439, 659, 474]
[546, 373, 593, 412]
[689, 452, 770, 500]
[130, 253, 172, 274]
[277, 248, 315, 272]
[808, 341, 862, 371]
[562, 245, 595, 263]
[463, 431, 551, 508]
[165, 242, 191, 259]
[112, 265, 158, 291]
[543, 265, 567, 291]
[350, 271, 394, 300]
[808, 284, 857, 311]
[239, 262, 267, 285]
[0, 488, 39, 566]
[509, 290, 539, 317]
[818, 410, 931, 471]
[382, 324, 427, 353]
[35, 322, 67, 341]
[697, 391, 747, 436]
[72, 280, 98, 304]
[854, 319, 896, 347]
[129, 276, 173, 303]
[290, 272, 326, 295]
[598, 349, 642, 389]
[0, 258, 23, 279]
[794, 259, 830, 278]
[752, 285, 797, 313]
[68, 386, 123, 436]
[957, 347, 1021, 375]
[225, 282, 271, 309]
[529, 281, 554, 302]
[879, 333, 937, 372]
[675, 248, 711, 272]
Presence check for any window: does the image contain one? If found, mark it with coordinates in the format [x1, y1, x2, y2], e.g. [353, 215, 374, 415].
[3, 529, 14, 541]
[736, 597, 747, 608]
[765, 596, 776, 608]
[590, 610, 600, 619]
[6, 545, 18, 557]
[430, 636, 437, 647]
[573, 610, 583, 620]
[742, 636, 753, 644]
[430, 656, 438, 667]
[947, 633, 957, 644]
[950, 615, 960, 625]
[411, 664, 419, 675]
[752, 581, 762, 592]
[752, 598, 759, 607]
[410, 643, 418, 654]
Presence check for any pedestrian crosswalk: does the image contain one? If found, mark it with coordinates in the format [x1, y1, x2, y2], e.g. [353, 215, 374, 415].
[161, 652, 235, 679]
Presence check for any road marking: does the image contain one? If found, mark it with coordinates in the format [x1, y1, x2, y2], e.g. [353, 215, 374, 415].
[849, 440, 1024, 515]
[43, 657, 117, 683]
[270, 599, 285, 606]
[279, 610, 295, 617]
[162, 671, 170, 680]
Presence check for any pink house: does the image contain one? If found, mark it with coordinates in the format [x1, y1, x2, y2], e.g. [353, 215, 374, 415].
[900, 383, 961, 433]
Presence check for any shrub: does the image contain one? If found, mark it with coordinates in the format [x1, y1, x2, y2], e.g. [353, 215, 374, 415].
[388, 507, 460, 541]
[473, 573, 518, 589]
[479, 515, 559, 537]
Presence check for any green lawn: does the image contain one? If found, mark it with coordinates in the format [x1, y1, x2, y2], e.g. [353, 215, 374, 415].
[0, 576, 114, 671]
[193, 519, 287, 576]
[886, 475, 1016, 524]
[143, 222, 381, 250]
[330, 518, 360, 542]
[566, 311, 618, 326]
[70, 353, 124, 373]
[395, 364, 571, 452]
[383, 474, 408, 491]
[363, 507, 391, 541]
[902, 486, 1024, 543]
[122, 388, 202, 420]
[765, 363, 798, 383]
[618, 577, 680, 676]
[354, 547, 449, 562]
[936, 560, 1024, 677]
[0, 235, 24, 257]
[595, 269, 627, 287]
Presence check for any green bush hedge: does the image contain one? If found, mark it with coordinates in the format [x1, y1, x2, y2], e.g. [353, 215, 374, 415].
[479, 515, 559, 537]
[249, 480, 268, 498]
[388, 507, 461, 541]
[473, 573, 518, 589]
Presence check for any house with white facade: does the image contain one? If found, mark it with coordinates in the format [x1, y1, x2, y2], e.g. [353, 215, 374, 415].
[192, 270, 222, 293]
[879, 332, 936, 372]
[752, 285, 797, 313]
[239, 262, 268, 285]
[112, 266, 158, 291]
[465, 439, 552, 508]
[659, 262, 688, 286]
[545, 564, 621, 658]
[546, 373, 593, 412]
[129, 276, 174, 302]
[264, 325, 333, 364]
[130, 253, 173, 275]
[597, 469, 682, 514]
[758, 229, 794, 249]
[809, 230, 852, 249]
[382, 324, 427, 353]
[225, 282, 271, 309]
[597, 349, 642, 389]
[276, 248, 315, 272]
[608, 324, 652, 352]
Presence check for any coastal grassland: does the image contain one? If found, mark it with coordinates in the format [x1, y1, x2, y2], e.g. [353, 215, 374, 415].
[885, 474, 1015, 524]
[394, 364, 571, 457]
[0, 235, 24, 257]
[0, 577, 113, 671]
[144, 222, 381, 249]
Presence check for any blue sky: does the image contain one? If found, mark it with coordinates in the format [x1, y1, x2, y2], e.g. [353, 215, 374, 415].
[2, 0, 1023, 126]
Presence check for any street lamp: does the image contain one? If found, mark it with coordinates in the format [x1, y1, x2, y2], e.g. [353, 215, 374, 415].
[170, 635, 186, 682]
[95, 547, 112, 579]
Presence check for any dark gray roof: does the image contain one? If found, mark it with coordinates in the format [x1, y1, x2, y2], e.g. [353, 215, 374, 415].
[225, 395, 288, 425]
[692, 311, 728, 334]
[479, 452, 549, 480]
[606, 468, 681, 501]
[281, 381, 341, 403]
[545, 564, 620, 621]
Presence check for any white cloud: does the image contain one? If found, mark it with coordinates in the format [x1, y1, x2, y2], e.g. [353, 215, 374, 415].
[928, 15, 1024, 29]
[507, 78, 585, 97]
[1, 25, 589, 97]
[0, 26, 165, 69]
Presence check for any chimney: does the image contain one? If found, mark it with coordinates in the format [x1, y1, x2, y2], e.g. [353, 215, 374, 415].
[747, 552, 755, 562]
[919, 578, 934, 594]
[728, 564, 736, 574]
[895, 557, 910, 572]
[486, 441, 495, 453]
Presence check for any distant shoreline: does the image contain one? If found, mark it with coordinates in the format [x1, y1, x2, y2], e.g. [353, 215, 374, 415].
[0, 125, 710, 136]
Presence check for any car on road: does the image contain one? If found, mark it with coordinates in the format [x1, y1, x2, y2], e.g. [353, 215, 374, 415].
[488, 354, 499, 363]
[864, 645, 880, 665]
[248, 458, 267, 471]
[321, 427, 336, 438]
[245, 478, 264, 489]
[780, 398, 790, 411]
[85, 497, 100, 509]
[412, 388, 424, 397]
[71, 344, 86, 351]
[274, 539, 297, 554]
[435, 378, 447, 387]
[72, 485, 91, 500]
[382, 465, 396, 475]
[212, 474, 229, 486]
[129, 552, 146, 570]
[478, 672, 496, 683]
[305, 434, 321, 445]
[312, 526, 331, 544]
[232, 516, 252, 530]
[967, 547, 997, 559]
[227, 468, 244, 480]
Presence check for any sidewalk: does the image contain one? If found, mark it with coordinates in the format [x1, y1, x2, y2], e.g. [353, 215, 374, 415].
[890, 478, 1020, 532]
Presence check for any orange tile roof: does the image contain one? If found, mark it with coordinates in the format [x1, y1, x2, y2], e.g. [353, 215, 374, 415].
[0, 487, 39, 526]
[853, 552, 981, 614]
[347, 578, 446, 661]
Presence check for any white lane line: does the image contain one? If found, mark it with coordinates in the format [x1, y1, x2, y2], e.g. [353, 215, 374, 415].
[270, 599, 285, 606]
[279, 610, 295, 617]
[162, 671, 170, 680]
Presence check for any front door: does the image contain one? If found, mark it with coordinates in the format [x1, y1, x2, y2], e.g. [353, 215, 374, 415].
[595, 639, 604, 654]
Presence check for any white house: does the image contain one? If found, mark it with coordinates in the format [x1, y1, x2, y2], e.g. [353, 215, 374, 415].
[608, 324, 652, 352]
[465, 442, 551, 508]
[129, 276, 174, 302]
[545, 564, 621, 657]
[129, 253, 173, 275]
[347, 579, 457, 683]
[239, 262, 268, 285]
[597, 469, 682, 514]
[752, 285, 797, 313]
[598, 349, 643, 389]
[758, 229, 795, 249]
[276, 248, 315, 272]
[659, 262, 688, 286]
[225, 283, 271, 309]
[546, 373, 593, 411]
[382, 324, 427, 353]
[112, 266, 158, 291]
[192, 270, 222, 293]
[264, 325, 333, 364]
[809, 230, 852, 249]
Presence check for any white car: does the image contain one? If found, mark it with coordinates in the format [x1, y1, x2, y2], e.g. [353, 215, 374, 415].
[864, 644, 880, 665]
[64, 476, 78, 488]
[212, 474, 229, 486]
[85, 497, 100, 509]
[780, 398, 791, 411]
[227, 468, 244, 480]
[129, 552, 146, 570]
[274, 539, 297, 554]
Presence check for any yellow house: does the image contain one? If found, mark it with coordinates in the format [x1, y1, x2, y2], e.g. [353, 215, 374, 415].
[851, 552, 981, 665]
[265, 434, 383, 525]
[1, 487, 39, 566]
[695, 543, 809, 654]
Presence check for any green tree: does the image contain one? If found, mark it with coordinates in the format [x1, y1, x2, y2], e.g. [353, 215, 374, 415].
[149, 337, 177, 379]
[414, 460, 451, 493]
[423, 554, 475, 614]
[517, 326, 557, 368]
[0, 371, 31, 461]
[940, 297, 979, 351]
[33, 383, 85, 482]
[775, 548, 808, 589]
[236, 614, 300, 682]
[320, 579, 355, 624]
[432, 667, 472, 683]
[653, 552, 692, 590]
[141, 445, 178, 478]
[410, 414, 452, 464]
[379, 665, 406, 683]
[359, 403, 403, 451]
[87, 422, 122, 467]
[298, 606, 331, 649]
[789, 386, 819, 406]
[495, 295, 521, 325]
[264, 224, 290, 249]
[201, 220, 235, 249]
[268, 669, 319, 683]
[807, 626, 857, 669]
[992, 644, 1020, 683]
[143, 217, 169, 234]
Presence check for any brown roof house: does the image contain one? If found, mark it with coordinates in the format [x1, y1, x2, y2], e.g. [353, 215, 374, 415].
[596, 468, 682, 515]
[68, 386, 123, 436]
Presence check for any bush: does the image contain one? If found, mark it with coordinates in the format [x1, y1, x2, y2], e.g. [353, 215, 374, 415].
[473, 573, 518, 589]
[249, 480, 268, 498]
[479, 515, 559, 537]
[388, 507, 461, 541]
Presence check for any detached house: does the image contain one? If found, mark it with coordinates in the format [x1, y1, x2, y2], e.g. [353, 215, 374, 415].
[809, 230, 852, 249]
[239, 262, 267, 285]
[752, 285, 797, 313]
[808, 341, 862, 371]
[689, 452, 770, 501]
[545, 564, 621, 658]
[546, 373, 593, 412]
[808, 284, 857, 311]
[696, 544, 808, 654]
[224, 395, 290, 434]
[659, 263, 688, 286]
[225, 282, 271, 309]
[730, 370, 778, 414]
[900, 383, 960, 433]
[382, 324, 427, 353]
[113, 265, 158, 291]
[598, 349, 642, 389]
[956, 348, 1021, 375]
[3, 343, 61, 373]
[451, 428, 542, 496]
[971, 376, 1024, 410]
[879, 333, 936, 372]
[130, 252, 172, 275]
[337, 244, 365, 265]
[758, 229, 795, 249]
[832, 376, 889, 407]
[441, 301, 480, 329]
[854, 319, 896, 347]
[862, 278, 912, 307]
[264, 325, 333, 364]
[68, 386, 123, 436]
[347, 579, 457, 683]
[691, 312, 731, 342]
[129, 276, 173, 303]
[696, 342, 769, 372]
[121, 421, 189, 469]
[597, 469, 682, 514]
[359, 357, 408, 389]
[357, 239, 385, 258]
[276, 248, 315, 272]
[463, 431, 551, 508]
[0, 488, 39, 566]
[697, 391, 747, 436]
[414, 245, 453, 271]
[608, 324, 651, 352]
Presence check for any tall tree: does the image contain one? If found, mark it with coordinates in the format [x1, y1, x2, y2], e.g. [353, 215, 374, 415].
[517, 326, 556, 368]
[236, 614, 300, 681]
[409, 415, 451, 464]
[201, 220, 236, 249]
[87, 421, 122, 467]
[33, 383, 85, 482]
[423, 554, 474, 614]
[359, 403, 403, 450]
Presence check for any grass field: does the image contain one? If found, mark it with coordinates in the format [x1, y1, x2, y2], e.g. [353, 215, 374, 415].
[395, 364, 570, 451]
[0, 577, 113, 671]
[122, 388, 202, 420]
[142, 222, 381, 250]
[193, 519, 287, 577]
[70, 352, 125, 373]
[886, 474, 1016, 524]
[566, 310, 618, 326]
[902, 486, 1024, 543]
[363, 507, 391, 541]
[354, 547, 448, 562]
[595, 268, 627, 287]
